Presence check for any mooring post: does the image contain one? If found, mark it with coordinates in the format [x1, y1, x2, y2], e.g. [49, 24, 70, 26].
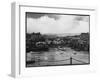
[70, 57, 72, 65]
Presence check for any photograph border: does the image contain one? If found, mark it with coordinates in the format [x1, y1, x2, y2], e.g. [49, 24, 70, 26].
[25, 12, 90, 67]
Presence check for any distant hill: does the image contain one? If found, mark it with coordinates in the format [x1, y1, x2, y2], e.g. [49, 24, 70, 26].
[42, 33, 81, 37]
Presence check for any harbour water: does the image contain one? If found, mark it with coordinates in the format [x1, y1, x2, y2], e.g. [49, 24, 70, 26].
[26, 47, 89, 67]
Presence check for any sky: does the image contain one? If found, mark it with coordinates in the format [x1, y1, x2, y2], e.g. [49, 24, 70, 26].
[26, 12, 89, 34]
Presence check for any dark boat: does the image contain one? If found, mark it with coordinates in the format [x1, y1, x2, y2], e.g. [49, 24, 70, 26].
[31, 47, 49, 51]
[31, 42, 49, 52]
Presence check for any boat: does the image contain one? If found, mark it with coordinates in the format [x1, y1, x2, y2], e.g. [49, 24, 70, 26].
[58, 47, 66, 51]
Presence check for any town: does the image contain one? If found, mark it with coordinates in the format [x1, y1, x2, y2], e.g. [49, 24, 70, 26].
[26, 32, 89, 53]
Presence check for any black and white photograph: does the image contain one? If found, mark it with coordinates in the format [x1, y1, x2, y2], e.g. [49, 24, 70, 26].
[26, 12, 90, 67]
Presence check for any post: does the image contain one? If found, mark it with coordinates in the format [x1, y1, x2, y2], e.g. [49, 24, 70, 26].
[70, 57, 72, 65]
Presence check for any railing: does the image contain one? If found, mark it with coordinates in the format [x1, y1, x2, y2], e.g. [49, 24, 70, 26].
[30, 57, 88, 65]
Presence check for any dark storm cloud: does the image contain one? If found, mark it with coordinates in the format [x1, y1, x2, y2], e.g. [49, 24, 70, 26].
[75, 16, 84, 21]
[48, 15, 60, 20]
[74, 16, 89, 22]
[26, 12, 60, 20]
[26, 13, 45, 19]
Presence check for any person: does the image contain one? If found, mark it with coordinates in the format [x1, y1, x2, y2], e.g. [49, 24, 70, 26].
[73, 53, 77, 55]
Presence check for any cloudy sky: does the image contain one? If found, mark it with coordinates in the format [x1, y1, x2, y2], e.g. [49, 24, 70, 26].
[26, 12, 89, 34]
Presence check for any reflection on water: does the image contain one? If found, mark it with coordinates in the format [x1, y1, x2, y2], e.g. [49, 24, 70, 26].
[26, 47, 89, 67]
